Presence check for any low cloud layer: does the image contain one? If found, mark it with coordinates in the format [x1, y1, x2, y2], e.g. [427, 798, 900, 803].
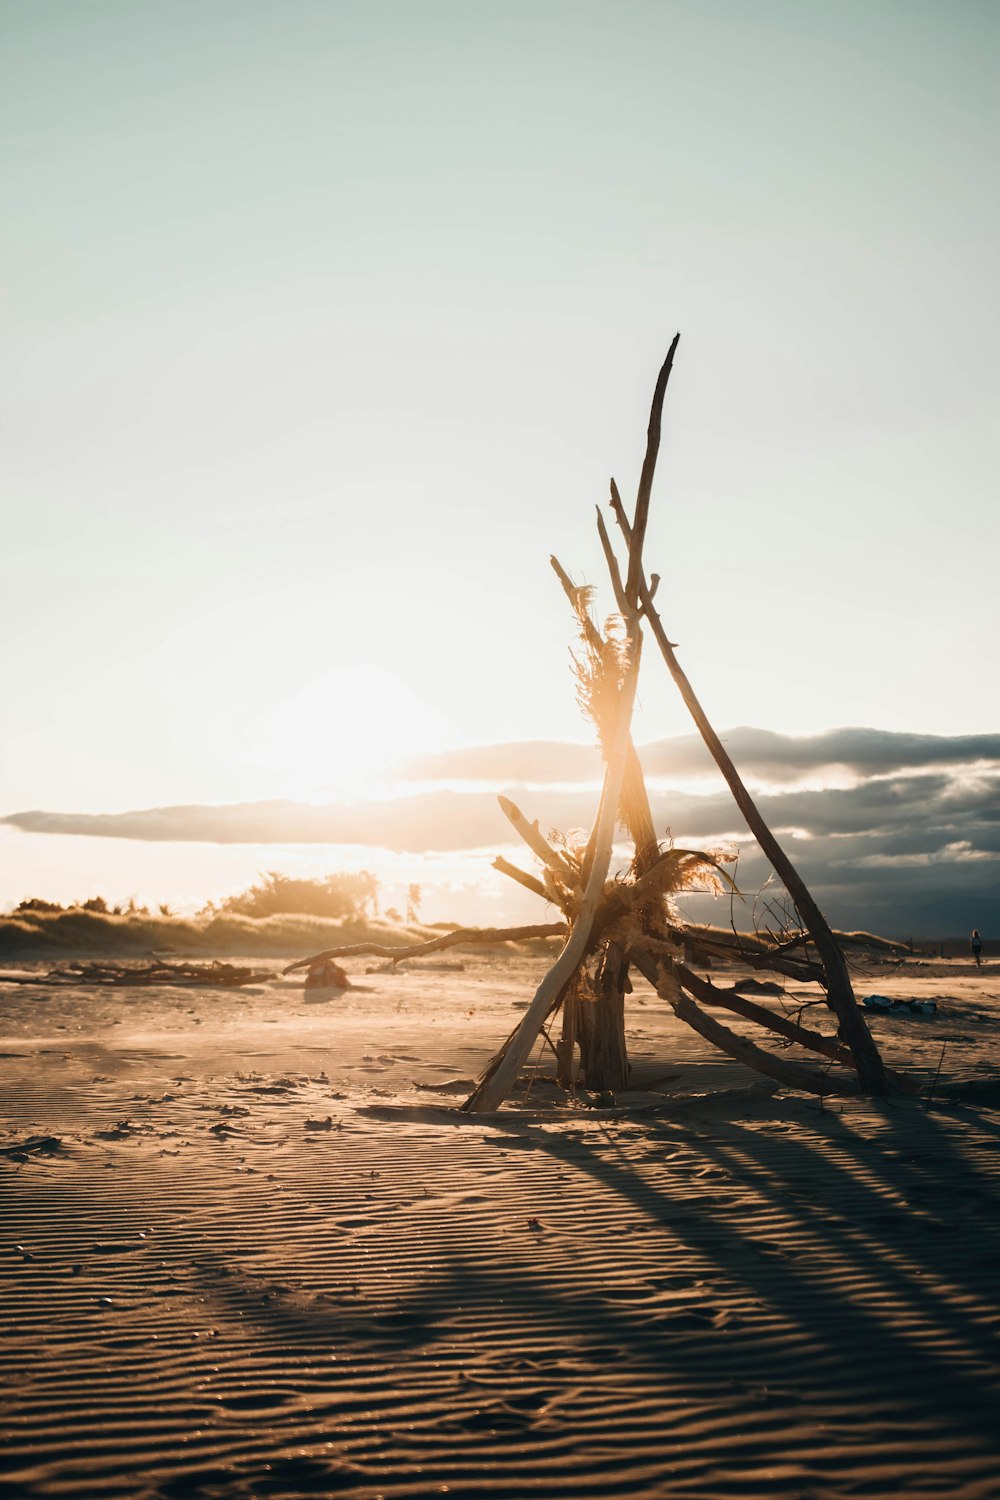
[400, 727, 1000, 786]
[5, 727, 998, 936]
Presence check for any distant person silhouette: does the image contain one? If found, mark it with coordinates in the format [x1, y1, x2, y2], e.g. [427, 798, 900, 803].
[971, 929, 983, 967]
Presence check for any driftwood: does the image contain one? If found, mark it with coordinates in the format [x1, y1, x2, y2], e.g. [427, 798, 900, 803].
[463, 624, 645, 1111]
[491, 856, 550, 903]
[629, 948, 858, 1096]
[673, 960, 855, 1062]
[576, 939, 630, 1091]
[497, 797, 579, 889]
[550, 553, 658, 870]
[283, 923, 566, 975]
[460, 343, 687, 1111]
[284, 341, 904, 1111]
[673, 990, 860, 1097]
[607, 485, 888, 1095]
[0, 961, 272, 989]
[464, 340, 896, 1109]
[636, 952, 920, 1096]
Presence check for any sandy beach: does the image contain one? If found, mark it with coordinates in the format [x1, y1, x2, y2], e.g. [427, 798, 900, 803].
[2, 951, 999, 1499]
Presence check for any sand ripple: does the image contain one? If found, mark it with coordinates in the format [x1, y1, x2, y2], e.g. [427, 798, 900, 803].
[2, 959, 1000, 1497]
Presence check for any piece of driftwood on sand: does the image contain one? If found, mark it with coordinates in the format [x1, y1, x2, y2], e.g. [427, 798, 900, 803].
[0, 960, 273, 988]
[290, 341, 909, 1113]
[282, 924, 567, 974]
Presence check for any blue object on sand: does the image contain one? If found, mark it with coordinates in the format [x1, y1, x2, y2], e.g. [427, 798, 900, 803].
[863, 994, 937, 1016]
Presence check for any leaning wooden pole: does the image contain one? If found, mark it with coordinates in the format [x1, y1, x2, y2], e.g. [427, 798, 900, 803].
[461, 635, 643, 1111]
[550, 554, 658, 871]
[608, 509, 889, 1097]
[642, 596, 886, 1093]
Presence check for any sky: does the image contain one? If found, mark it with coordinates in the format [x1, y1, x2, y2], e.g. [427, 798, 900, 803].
[2, 2, 998, 926]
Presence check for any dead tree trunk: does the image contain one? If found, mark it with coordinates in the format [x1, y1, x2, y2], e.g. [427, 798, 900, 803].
[577, 942, 630, 1092]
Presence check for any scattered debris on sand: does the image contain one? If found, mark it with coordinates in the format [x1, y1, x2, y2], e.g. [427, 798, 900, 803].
[0, 960, 273, 989]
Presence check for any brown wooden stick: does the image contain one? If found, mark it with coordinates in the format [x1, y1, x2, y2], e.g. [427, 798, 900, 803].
[652, 928, 824, 984]
[595, 508, 629, 616]
[464, 577, 647, 1112]
[283, 923, 566, 975]
[631, 950, 859, 1096]
[550, 554, 604, 654]
[624, 335, 680, 608]
[669, 960, 920, 1094]
[497, 796, 578, 883]
[550, 555, 658, 870]
[645, 600, 886, 1091]
[557, 983, 578, 1089]
[673, 989, 859, 1096]
[610, 485, 888, 1094]
[491, 856, 553, 905]
[675, 963, 850, 1055]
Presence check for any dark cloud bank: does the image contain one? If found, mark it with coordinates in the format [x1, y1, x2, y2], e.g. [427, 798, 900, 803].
[6, 729, 998, 938]
[400, 727, 1000, 786]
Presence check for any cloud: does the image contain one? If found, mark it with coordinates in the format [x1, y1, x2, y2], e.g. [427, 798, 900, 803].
[3, 797, 506, 852]
[397, 740, 602, 784]
[657, 726, 1000, 781]
[5, 727, 999, 936]
[397, 727, 1000, 785]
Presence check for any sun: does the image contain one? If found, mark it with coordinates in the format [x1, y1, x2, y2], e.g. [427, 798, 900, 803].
[243, 664, 454, 801]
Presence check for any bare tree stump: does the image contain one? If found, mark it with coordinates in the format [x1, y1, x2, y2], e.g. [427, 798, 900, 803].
[577, 943, 630, 1093]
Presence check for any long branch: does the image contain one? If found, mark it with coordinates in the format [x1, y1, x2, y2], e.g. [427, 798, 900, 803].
[550, 555, 658, 870]
[670, 960, 919, 1094]
[625, 334, 680, 608]
[610, 490, 887, 1095]
[283, 923, 566, 975]
[631, 950, 860, 1097]
[652, 927, 824, 984]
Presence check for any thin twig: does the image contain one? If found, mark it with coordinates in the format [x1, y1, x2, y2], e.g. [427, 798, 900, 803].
[924, 1041, 948, 1113]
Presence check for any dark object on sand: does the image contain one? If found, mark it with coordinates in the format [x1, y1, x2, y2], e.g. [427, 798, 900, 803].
[863, 994, 938, 1016]
[304, 958, 351, 990]
[733, 977, 784, 997]
[0, 1135, 63, 1160]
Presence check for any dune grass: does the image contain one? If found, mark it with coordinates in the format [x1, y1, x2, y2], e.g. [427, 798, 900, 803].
[0, 908, 440, 962]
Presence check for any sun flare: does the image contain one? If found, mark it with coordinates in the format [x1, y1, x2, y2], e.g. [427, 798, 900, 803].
[242, 665, 455, 801]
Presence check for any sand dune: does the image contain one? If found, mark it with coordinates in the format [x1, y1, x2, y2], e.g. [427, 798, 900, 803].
[2, 955, 999, 1498]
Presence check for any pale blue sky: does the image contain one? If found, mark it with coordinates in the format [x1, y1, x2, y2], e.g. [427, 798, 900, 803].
[3, 0, 997, 813]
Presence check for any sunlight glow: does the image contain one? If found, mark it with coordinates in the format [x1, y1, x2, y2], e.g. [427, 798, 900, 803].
[240, 665, 457, 800]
